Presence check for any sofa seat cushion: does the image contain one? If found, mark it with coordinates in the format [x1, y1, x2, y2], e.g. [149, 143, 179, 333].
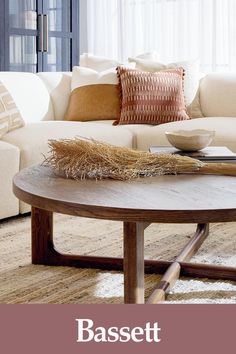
[85, 120, 153, 148]
[0, 141, 19, 219]
[3, 121, 133, 215]
[135, 117, 236, 152]
[3, 121, 133, 170]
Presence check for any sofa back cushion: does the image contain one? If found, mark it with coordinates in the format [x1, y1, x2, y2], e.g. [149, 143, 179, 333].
[0, 72, 54, 122]
[200, 73, 236, 117]
[37, 72, 72, 120]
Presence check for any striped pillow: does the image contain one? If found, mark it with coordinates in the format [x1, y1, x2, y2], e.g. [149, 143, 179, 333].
[0, 82, 24, 138]
[114, 67, 189, 125]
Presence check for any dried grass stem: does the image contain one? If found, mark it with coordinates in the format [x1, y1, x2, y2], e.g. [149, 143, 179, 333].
[43, 137, 204, 181]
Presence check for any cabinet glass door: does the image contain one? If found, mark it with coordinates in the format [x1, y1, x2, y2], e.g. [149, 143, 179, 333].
[42, 0, 76, 71]
[9, 0, 37, 30]
[0, 0, 79, 72]
[8, 0, 39, 72]
[9, 34, 38, 72]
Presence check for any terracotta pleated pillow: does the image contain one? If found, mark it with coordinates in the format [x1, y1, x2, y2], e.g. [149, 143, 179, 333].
[113, 67, 189, 125]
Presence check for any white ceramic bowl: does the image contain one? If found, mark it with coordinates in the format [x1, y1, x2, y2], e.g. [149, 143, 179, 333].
[165, 129, 215, 151]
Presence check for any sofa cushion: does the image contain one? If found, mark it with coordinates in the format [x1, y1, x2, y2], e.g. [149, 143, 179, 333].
[129, 51, 160, 62]
[3, 121, 133, 170]
[37, 72, 72, 121]
[80, 53, 122, 72]
[64, 67, 120, 122]
[0, 141, 19, 219]
[0, 81, 25, 138]
[135, 117, 236, 152]
[0, 72, 54, 123]
[3, 121, 133, 214]
[200, 73, 236, 117]
[79, 52, 141, 72]
[115, 67, 189, 125]
[129, 58, 199, 107]
[85, 119, 153, 148]
[187, 87, 204, 119]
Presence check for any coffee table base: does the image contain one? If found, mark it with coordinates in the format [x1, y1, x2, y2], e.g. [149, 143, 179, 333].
[31, 207, 236, 304]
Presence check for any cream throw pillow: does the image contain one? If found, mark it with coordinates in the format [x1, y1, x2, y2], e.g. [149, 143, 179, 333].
[64, 66, 120, 122]
[187, 88, 203, 119]
[128, 58, 203, 117]
[0, 82, 25, 139]
[80, 53, 122, 72]
[80, 53, 159, 72]
[130, 51, 160, 61]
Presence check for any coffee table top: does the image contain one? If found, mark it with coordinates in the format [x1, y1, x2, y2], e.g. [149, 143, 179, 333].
[13, 165, 236, 223]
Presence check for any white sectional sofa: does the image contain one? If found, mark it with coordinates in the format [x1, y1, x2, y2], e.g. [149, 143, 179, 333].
[1, 71, 236, 220]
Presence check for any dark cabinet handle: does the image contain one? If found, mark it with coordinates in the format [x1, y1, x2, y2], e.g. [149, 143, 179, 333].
[38, 14, 44, 52]
[43, 15, 49, 52]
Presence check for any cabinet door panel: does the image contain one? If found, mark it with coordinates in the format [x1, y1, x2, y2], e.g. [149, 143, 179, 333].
[0, 0, 79, 72]
[41, 0, 76, 72]
[9, 0, 37, 30]
[7, 0, 41, 72]
[9, 34, 37, 72]
[44, 0, 71, 32]
[45, 37, 71, 71]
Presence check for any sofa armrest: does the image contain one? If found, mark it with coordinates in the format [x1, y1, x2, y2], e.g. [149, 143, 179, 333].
[0, 141, 20, 219]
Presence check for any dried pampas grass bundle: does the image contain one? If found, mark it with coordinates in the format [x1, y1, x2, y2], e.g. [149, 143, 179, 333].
[43, 138, 236, 181]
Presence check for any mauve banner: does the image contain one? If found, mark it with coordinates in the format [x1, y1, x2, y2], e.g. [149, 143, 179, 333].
[0, 304, 235, 354]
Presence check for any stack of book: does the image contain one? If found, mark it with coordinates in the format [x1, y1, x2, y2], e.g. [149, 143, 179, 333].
[149, 146, 236, 163]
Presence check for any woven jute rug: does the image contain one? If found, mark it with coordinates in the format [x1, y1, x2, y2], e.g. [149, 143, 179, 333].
[0, 214, 236, 304]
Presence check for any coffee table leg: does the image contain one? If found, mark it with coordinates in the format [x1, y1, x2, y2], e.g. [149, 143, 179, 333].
[31, 207, 54, 264]
[147, 223, 209, 304]
[123, 222, 145, 304]
[30, 211, 236, 303]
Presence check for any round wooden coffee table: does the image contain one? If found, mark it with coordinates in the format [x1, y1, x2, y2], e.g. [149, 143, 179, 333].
[13, 165, 236, 304]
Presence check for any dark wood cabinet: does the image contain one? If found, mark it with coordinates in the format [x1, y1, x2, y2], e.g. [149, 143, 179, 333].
[0, 0, 80, 72]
